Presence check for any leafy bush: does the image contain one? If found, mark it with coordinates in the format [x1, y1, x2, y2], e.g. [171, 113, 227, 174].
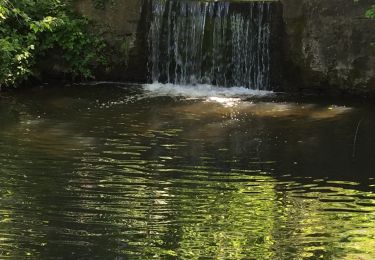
[0, 0, 107, 88]
[365, 4, 375, 47]
[366, 5, 375, 18]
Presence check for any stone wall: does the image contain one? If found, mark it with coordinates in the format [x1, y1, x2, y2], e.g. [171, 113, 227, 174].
[72, 0, 375, 95]
[281, 0, 375, 95]
[72, 0, 148, 82]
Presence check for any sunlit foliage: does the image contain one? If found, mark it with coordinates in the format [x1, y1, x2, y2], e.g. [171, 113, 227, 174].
[366, 4, 375, 18]
[0, 0, 106, 88]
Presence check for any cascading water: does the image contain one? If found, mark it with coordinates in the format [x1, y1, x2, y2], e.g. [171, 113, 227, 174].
[148, 0, 273, 90]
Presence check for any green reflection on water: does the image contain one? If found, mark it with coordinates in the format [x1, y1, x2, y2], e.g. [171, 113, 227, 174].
[0, 85, 375, 259]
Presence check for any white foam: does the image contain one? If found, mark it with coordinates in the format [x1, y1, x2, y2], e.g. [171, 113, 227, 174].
[143, 83, 273, 99]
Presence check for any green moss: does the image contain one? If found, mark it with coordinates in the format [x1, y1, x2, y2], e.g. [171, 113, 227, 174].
[120, 35, 136, 65]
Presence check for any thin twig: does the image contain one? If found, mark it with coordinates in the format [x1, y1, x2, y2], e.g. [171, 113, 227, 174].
[352, 118, 363, 159]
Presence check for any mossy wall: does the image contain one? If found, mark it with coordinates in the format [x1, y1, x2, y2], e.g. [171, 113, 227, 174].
[281, 0, 375, 96]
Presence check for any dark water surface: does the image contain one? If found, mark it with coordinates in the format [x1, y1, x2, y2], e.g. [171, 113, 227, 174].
[0, 83, 375, 259]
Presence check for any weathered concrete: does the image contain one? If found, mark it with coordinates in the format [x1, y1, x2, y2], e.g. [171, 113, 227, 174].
[72, 0, 375, 95]
[281, 0, 375, 95]
[72, 0, 148, 82]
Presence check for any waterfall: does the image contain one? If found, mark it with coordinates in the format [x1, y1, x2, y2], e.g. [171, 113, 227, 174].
[148, 0, 273, 90]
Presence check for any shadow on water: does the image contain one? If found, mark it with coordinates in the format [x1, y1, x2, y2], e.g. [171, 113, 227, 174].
[0, 83, 375, 259]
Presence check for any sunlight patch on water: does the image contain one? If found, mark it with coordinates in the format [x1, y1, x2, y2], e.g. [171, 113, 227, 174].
[205, 97, 242, 107]
[166, 101, 352, 121]
[93, 83, 352, 117]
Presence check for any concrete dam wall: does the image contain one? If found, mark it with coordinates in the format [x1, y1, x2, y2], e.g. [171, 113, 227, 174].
[72, 0, 375, 96]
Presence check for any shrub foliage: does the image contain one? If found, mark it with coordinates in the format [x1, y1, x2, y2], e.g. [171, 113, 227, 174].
[0, 0, 106, 88]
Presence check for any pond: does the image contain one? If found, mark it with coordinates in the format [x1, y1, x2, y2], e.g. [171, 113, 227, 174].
[0, 83, 375, 259]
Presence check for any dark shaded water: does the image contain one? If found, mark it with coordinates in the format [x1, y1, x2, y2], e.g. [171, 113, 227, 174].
[1, 83, 375, 259]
